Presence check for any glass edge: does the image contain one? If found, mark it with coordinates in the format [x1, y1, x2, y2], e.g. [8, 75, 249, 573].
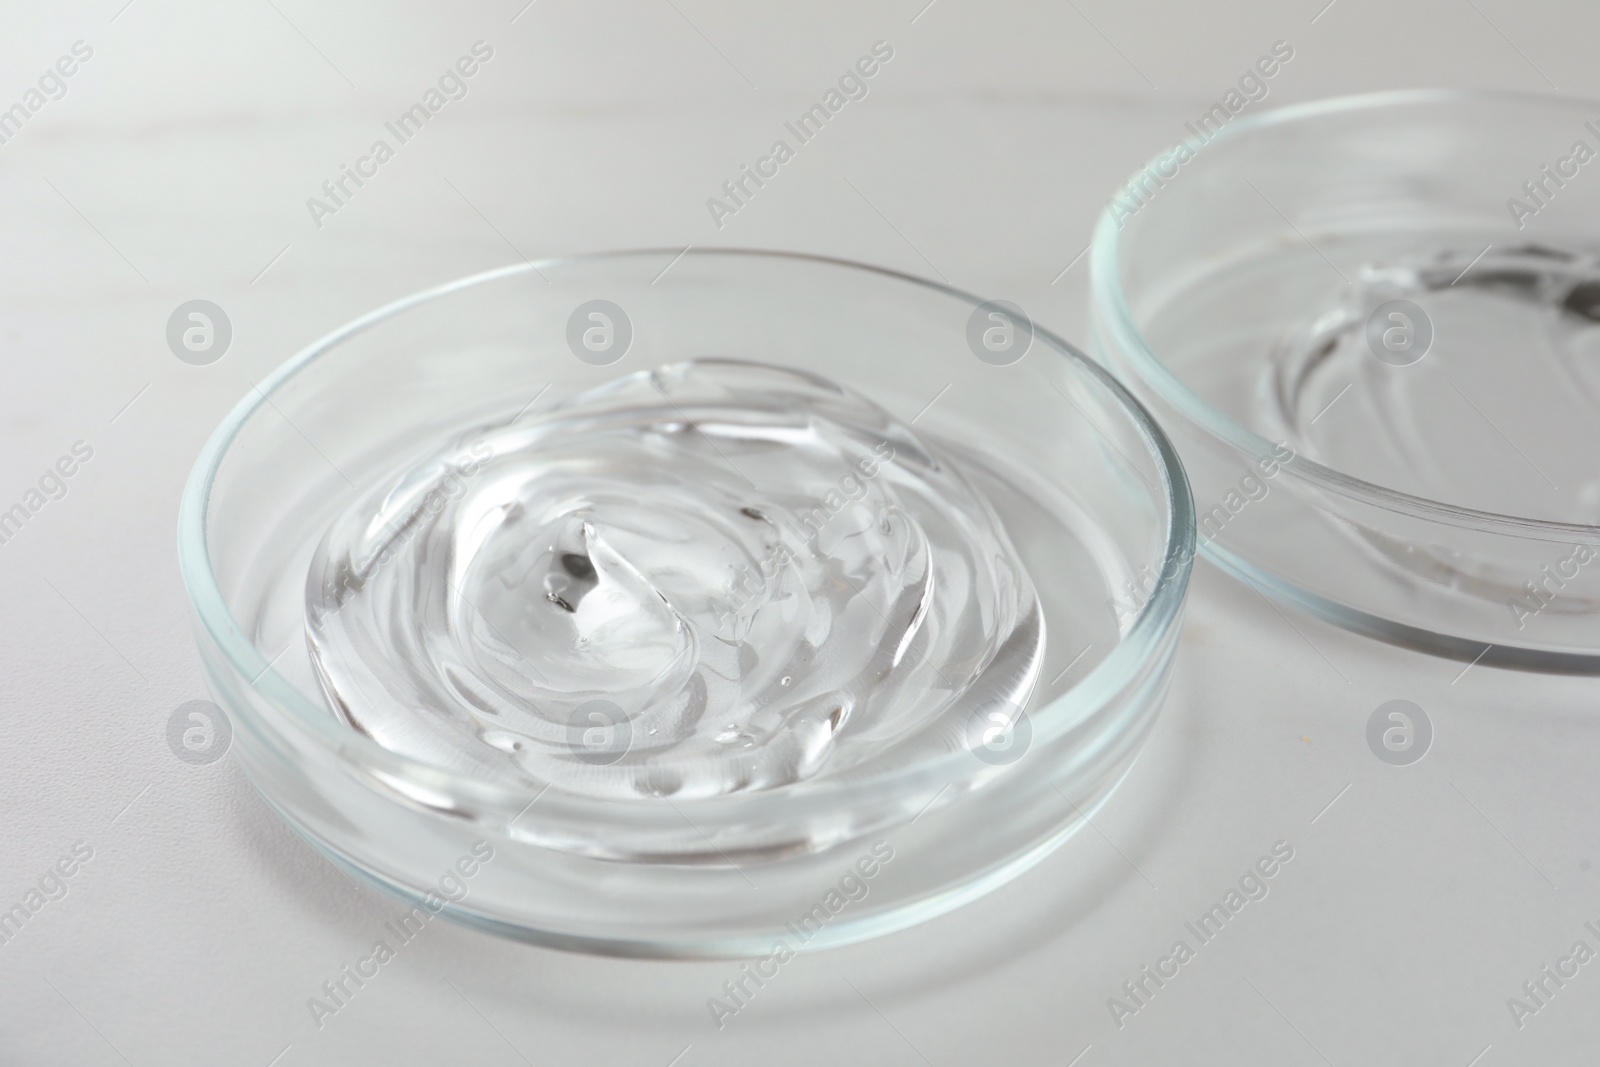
[177, 248, 1195, 820]
[1087, 87, 1600, 540]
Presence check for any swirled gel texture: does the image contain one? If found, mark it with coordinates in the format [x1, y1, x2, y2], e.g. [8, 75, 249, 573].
[305, 361, 1042, 799]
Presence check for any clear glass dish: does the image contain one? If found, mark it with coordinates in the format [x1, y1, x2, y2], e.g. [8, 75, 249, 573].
[178, 249, 1192, 956]
[1093, 90, 1600, 671]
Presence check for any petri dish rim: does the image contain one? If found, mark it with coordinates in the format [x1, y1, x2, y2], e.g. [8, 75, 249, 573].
[1090, 86, 1600, 543]
[177, 247, 1196, 831]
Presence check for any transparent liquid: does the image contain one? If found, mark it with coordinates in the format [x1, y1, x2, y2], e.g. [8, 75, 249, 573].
[305, 361, 1043, 799]
[1186, 239, 1600, 524]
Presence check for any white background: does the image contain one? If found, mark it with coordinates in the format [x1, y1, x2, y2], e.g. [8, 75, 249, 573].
[2, 1, 1599, 1064]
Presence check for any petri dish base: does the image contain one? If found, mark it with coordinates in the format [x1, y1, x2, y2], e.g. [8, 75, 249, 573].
[1093, 90, 1600, 671]
[180, 250, 1192, 955]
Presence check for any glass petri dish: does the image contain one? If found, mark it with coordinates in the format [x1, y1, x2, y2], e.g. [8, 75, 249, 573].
[1093, 90, 1600, 671]
[179, 249, 1192, 956]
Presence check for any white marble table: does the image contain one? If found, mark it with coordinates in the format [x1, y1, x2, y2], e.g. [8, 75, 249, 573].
[2, 1, 1597, 1063]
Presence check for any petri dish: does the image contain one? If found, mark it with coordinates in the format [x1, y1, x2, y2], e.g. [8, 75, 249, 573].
[1093, 90, 1600, 671]
[178, 249, 1192, 956]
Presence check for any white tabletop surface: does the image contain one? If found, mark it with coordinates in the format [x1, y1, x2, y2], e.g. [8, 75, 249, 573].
[4, 1, 1599, 1064]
